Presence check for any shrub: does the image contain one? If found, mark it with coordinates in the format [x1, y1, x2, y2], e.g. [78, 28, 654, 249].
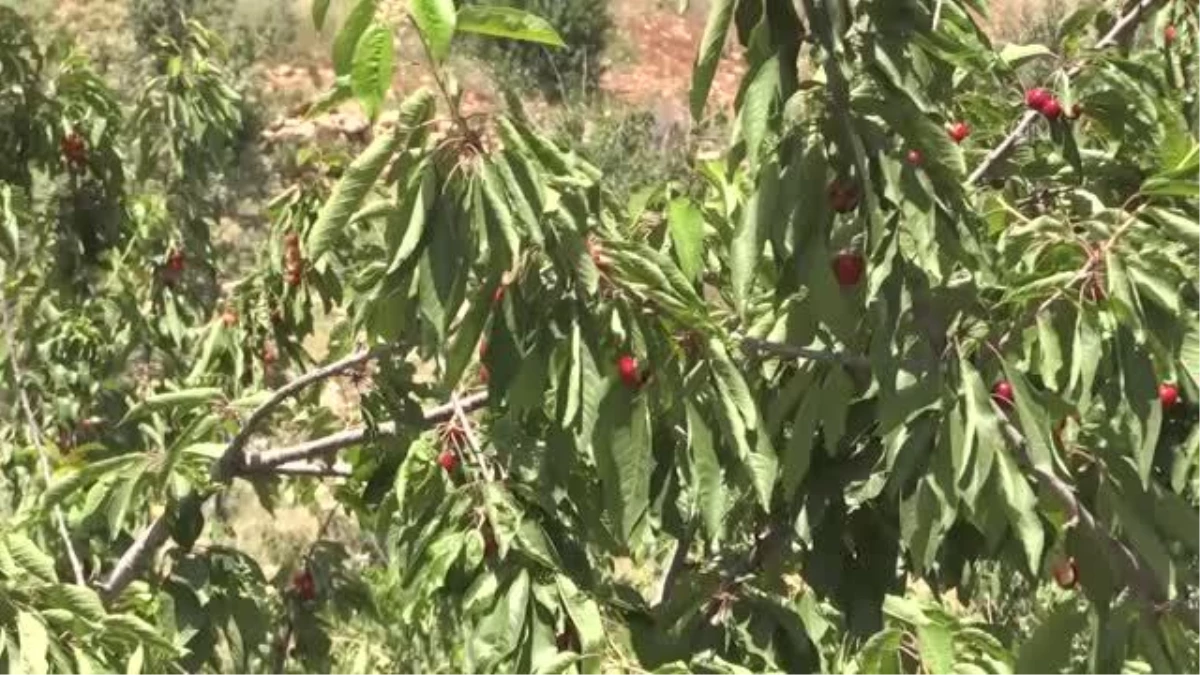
[463, 0, 612, 99]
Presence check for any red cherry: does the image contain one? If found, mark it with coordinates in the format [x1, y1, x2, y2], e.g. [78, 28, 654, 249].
[292, 570, 316, 600]
[166, 249, 185, 272]
[479, 365, 490, 384]
[1165, 24, 1177, 45]
[221, 310, 238, 327]
[617, 354, 640, 388]
[1052, 556, 1078, 590]
[826, 180, 860, 213]
[992, 380, 1014, 406]
[831, 250, 865, 287]
[1159, 383, 1180, 408]
[492, 285, 505, 303]
[437, 449, 458, 472]
[948, 121, 970, 143]
[906, 149, 923, 166]
[283, 232, 299, 247]
[1025, 88, 1052, 111]
[262, 342, 278, 365]
[1041, 98, 1063, 121]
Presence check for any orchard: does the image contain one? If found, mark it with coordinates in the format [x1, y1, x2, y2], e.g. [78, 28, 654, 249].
[1, 0, 1198, 673]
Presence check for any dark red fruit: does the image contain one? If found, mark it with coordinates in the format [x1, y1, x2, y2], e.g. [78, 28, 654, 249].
[1068, 103, 1083, 120]
[479, 365, 490, 385]
[831, 250, 865, 287]
[1159, 383, 1180, 408]
[948, 121, 970, 143]
[992, 380, 1014, 406]
[492, 285, 505, 304]
[283, 232, 299, 247]
[1025, 88, 1052, 111]
[292, 569, 316, 600]
[906, 149, 923, 166]
[437, 449, 458, 472]
[60, 132, 86, 166]
[617, 354, 640, 388]
[478, 340, 488, 359]
[587, 236, 611, 270]
[221, 309, 238, 327]
[262, 342, 278, 365]
[166, 249, 185, 272]
[1165, 24, 1177, 45]
[1052, 556, 1078, 590]
[826, 180, 860, 213]
[1041, 98, 1063, 121]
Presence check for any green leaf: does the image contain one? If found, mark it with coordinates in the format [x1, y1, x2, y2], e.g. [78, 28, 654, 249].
[16, 611, 49, 675]
[455, 6, 564, 47]
[46, 584, 106, 623]
[782, 387, 819, 499]
[993, 449, 1044, 574]
[1143, 207, 1199, 248]
[6, 534, 58, 583]
[593, 386, 652, 545]
[685, 402, 725, 541]
[387, 165, 436, 274]
[120, 387, 223, 424]
[667, 197, 704, 283]
[856, 628, 904, 674]
[690, 0, 735, 120]
[351, 22, 394, 120]
[312, 0, 331, 30]
[916, 620, 956, 675]
[731, 160, 780, 313]
[1015, 601, 1087, 673]
[999, 359, 1055, 473]
[444, 293, 491, 392]
[308, 127, 403, 263]
[999, 43, 1055, 67]
[42, 455, 140, 512]
[737, 56, 780, 168]
[333, 0, 377, 76]
[556, 575, 604, 672]
[411, 0, 456, 63]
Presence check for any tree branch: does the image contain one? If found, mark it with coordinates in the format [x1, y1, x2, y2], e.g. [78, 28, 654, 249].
[1, 300, 86, 585]
[739, 337, 869, 368]
[210, 346, 393, 482]
[967, 0, 1163, 185]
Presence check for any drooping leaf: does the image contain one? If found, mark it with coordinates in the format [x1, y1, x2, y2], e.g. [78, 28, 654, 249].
[351, 22, 394, 120]
[731, 160, 780, 313]
[999, 359, 1055, 473]
[309, 127, 404, 263]
[1014, 600, 1087, 673]
[999, 43, 1055, 67]
[312, 0, 331, 30]
[592, 386, 652, 545]
[667, 197, 705, 283]
[5, 534, 58, 583]
[691, 0, 735, 120]
[685, 402, 725, 540]
[333, 0, 378, 76]
[410, 0, 456, 63]
[455, 6, 564, 47]
[16, 611, 49, 675]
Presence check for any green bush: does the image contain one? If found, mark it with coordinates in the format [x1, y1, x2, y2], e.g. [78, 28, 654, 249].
[465, 0, 612, 99]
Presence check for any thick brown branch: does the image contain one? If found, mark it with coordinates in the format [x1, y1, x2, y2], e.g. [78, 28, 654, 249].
[967, 0, 1163, 185]
[211, 346, 393, 482]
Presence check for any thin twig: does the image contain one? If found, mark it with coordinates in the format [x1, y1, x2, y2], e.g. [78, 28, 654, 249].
[968, 0, 1163, 185]
[1, 300, 86, 585]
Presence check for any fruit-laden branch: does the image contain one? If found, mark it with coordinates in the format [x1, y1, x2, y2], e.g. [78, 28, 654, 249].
[210, 345, 394, 483]
[1, 300, 87, 586]
[243, 391, 490, 471]
[967, 0, 1163, 185]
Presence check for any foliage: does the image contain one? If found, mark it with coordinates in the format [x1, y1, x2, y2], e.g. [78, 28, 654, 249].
[1, 0, 1199, 674]
[462, 0, 612, 99]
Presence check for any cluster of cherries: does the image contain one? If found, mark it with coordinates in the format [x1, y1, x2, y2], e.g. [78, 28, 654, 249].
[1024, 87, 1080, 121]
[283, 232, 304, 287]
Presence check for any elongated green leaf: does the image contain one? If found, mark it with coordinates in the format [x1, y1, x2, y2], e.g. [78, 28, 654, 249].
[685, 402, 725, 540]
[593, 386, 651, 545]
[737, 56, 780, 168]
[732, 160, 780, 312]
[411, 0, 456, 62]
[1015, 601, 1088, 673]
[312, 0, 331, 30]
[690, 0, 734, 120]
[309, 127, 403, 263]
[993, 449, 1044, 574]
[999, 43, 1054, 67]
[388, 165, 436, 273]
[120, 387, 222, 424]
[351, 22, 394, 120]
[333, 0, 377, 76]
[916, 620, 955, 674]
[455, 6, 564, 47]
[46, 584, 106, 623]
[958, 356, 1001, 507]
[999, 360, 1055, 472]
[42, 455, 140, 512]
[667, 197, 704, 283]
[17, 611, 49, 675]
[6, 534, 57, 583]
[783, 387, 819, 499]
[444, 293, 491, 391]
[1143, 207, 1200, 248]
[556, 575, 604, 673]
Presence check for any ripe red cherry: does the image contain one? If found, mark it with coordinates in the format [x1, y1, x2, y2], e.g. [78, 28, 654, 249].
[906, 149, 923, 166]
[831, 250, 865, 287]
[992, 380, 1014, 406]
[617, 354, 640, 388]
[826, 180, 860, 213]
[437, 449, 458, 472]
[948, 121, 970, 143]
[1052, 557, 1078, 589]
[60, 132, 86, 165]
[1025, 88, 1052, 111]
[292, 570, 316, 600]
[1165, 24, 1177, 45]
[166, 249, 185, 272]
[1041, 98, 1063, 121]
[1159, 383, 1180, 408]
